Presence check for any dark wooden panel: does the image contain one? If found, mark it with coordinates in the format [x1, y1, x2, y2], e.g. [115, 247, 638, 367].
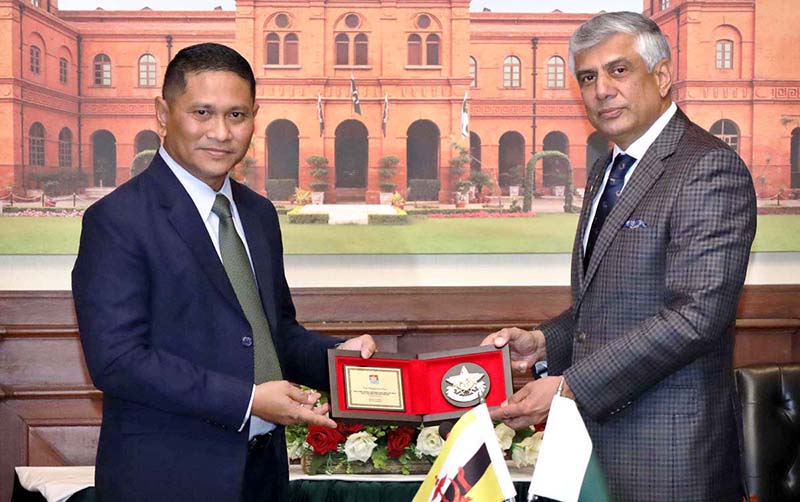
[0, 291, 77, 326]
[737, 285, 800, 319]
[0, 333, 92, 387]
[0, 397, 101, 501]
[0, 286, 798, 502]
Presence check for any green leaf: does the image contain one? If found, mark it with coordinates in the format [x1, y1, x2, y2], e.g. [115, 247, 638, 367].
[371, 446, 389, 470]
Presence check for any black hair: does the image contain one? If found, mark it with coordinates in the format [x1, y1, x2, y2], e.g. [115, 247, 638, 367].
[162, 42, 256, 102]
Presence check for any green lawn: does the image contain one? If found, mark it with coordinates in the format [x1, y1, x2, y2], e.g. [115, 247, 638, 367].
[279, 214, 579, 254]
[0, 217, 83, 254]
[0, 214, 798, 254]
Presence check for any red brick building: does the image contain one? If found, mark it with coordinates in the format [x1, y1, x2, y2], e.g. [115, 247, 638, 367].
[1, 0, 798, 201]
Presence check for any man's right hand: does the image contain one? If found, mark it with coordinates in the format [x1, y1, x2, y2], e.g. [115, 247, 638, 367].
[251, 381, 336, 428]
[480, 327, 546, 373]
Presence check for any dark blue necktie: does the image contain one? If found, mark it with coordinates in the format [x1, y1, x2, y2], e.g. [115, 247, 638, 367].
[584, 153, 637, 270]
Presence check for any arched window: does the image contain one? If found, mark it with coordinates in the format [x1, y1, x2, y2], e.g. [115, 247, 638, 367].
[354, 33, 368, 65]
[29, 123, 45, 167]
[586, 131, 610, 172]
[547, 56, 565, 88]
[30, 46, 41, 74]
[92, 130, 117, 187]
[426, 34, 440, 65]
[335, 120, 370, 189]
[138, 54, 156, 87]
[94, 54, 111, 86]
[336, 33, 350, 65]
[498, 131, 525, 190]
[284, 33, 299, 65]
[470, 132, 482, 174]
[134, 130, 160, 154]
[58, 128, 73, 168]
[406, 120, 440, 181]
[542, 131, 569, 187]
[59, 57, 68, 84]
[407, 34, 422, 65]
[710, 119, 739, 152]
[266, 33, 280, 65]
[716, 40, 733, 69]
[503, 56, 521, 88]
[469, 56, 477, 87]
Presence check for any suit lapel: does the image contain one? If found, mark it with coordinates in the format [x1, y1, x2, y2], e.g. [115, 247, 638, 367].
[579, 109, 688, 299]
[574, 151, 612, 292]
[232, 184, 278, 336]
[149, 155, 242, 314]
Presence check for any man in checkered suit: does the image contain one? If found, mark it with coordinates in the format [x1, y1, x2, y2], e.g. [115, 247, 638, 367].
[484, 11, 756, 501]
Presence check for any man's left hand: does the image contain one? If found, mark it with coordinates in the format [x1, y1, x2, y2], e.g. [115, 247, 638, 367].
[489, 376, 573, 429]
[338, 334, 377, 359]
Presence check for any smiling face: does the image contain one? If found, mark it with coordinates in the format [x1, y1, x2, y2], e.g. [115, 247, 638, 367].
[573, 33, 672, 150]
[155, 70, 258, 191]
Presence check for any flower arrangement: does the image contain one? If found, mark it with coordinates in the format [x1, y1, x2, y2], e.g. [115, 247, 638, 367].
[391, 191, 405, 208]
[286, 393, 545, 475]
[292, 187, 312, 205]
[426, 211, 535, 219]
[288, 421, 435, 475]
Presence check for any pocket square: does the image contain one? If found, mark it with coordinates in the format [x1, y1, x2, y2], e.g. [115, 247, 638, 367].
[624, 218, 648, 229]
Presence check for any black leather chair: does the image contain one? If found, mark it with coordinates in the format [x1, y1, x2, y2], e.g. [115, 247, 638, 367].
[735, 364, 800, 502]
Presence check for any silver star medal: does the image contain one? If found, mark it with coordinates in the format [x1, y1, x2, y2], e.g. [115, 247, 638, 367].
[441, 363, 490, 407]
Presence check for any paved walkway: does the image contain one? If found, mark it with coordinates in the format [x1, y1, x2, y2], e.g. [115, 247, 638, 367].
[294, 204, 399, 224]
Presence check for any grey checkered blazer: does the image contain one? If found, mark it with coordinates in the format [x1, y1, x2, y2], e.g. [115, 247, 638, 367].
[540, 109, 756, 501]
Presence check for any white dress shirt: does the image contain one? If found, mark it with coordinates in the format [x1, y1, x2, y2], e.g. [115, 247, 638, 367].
[582, 102, 677, 252]
[160, 146, 274, 438]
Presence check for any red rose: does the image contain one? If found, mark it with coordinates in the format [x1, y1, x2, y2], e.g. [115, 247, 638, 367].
[387, 426, 415, 457]
[337, 422, 364, 436]
[306, 425, 345, 455]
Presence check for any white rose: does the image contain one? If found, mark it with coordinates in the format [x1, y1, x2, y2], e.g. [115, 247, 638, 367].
[512, 431, 544, 468]
[343, 431, 378, 463]
[415, 426, 444, 457]
[286, 438, 307, 461]
[494, 423, 515, 451]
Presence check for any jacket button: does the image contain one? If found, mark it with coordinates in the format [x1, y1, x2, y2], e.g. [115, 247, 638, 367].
[575, 331, 587, 343]
[242, 336, 253, 347]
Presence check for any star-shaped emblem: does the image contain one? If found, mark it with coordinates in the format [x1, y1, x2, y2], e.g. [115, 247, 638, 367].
[446, 366, 485, 393]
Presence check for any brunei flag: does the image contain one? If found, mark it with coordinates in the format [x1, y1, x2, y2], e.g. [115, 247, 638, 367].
[414, 404, 516, 502]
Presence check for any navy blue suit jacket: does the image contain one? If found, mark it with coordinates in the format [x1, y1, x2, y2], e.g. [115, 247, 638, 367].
[73, 153, 338, 501]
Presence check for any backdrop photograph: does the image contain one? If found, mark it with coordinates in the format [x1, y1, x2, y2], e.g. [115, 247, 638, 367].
[1, 0, 798, 255]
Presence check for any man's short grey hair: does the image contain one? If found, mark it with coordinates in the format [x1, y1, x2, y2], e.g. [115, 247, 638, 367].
[568, 11, 671, 75]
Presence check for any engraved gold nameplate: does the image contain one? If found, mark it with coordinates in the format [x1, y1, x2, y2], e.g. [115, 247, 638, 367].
[343, 365, 405, 411]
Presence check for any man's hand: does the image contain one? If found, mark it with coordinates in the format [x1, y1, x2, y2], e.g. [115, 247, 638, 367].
[251, 381, 336, 428]
[480, 327, 546, 373]
[489, 376, 571, 429]
[338, 334, 378, 359]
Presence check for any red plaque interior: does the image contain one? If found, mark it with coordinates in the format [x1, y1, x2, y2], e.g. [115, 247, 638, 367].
[328, 345, 511, 423]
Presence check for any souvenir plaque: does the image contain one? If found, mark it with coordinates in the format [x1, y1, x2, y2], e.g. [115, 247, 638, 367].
[328, 345, 511, 423]
[343, 365, 405, 411]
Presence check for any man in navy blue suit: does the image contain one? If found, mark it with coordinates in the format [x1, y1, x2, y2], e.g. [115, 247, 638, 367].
[73, 43, 375, 502]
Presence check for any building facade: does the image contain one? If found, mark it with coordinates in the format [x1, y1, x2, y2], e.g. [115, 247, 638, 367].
[1, 0, 798, 202]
